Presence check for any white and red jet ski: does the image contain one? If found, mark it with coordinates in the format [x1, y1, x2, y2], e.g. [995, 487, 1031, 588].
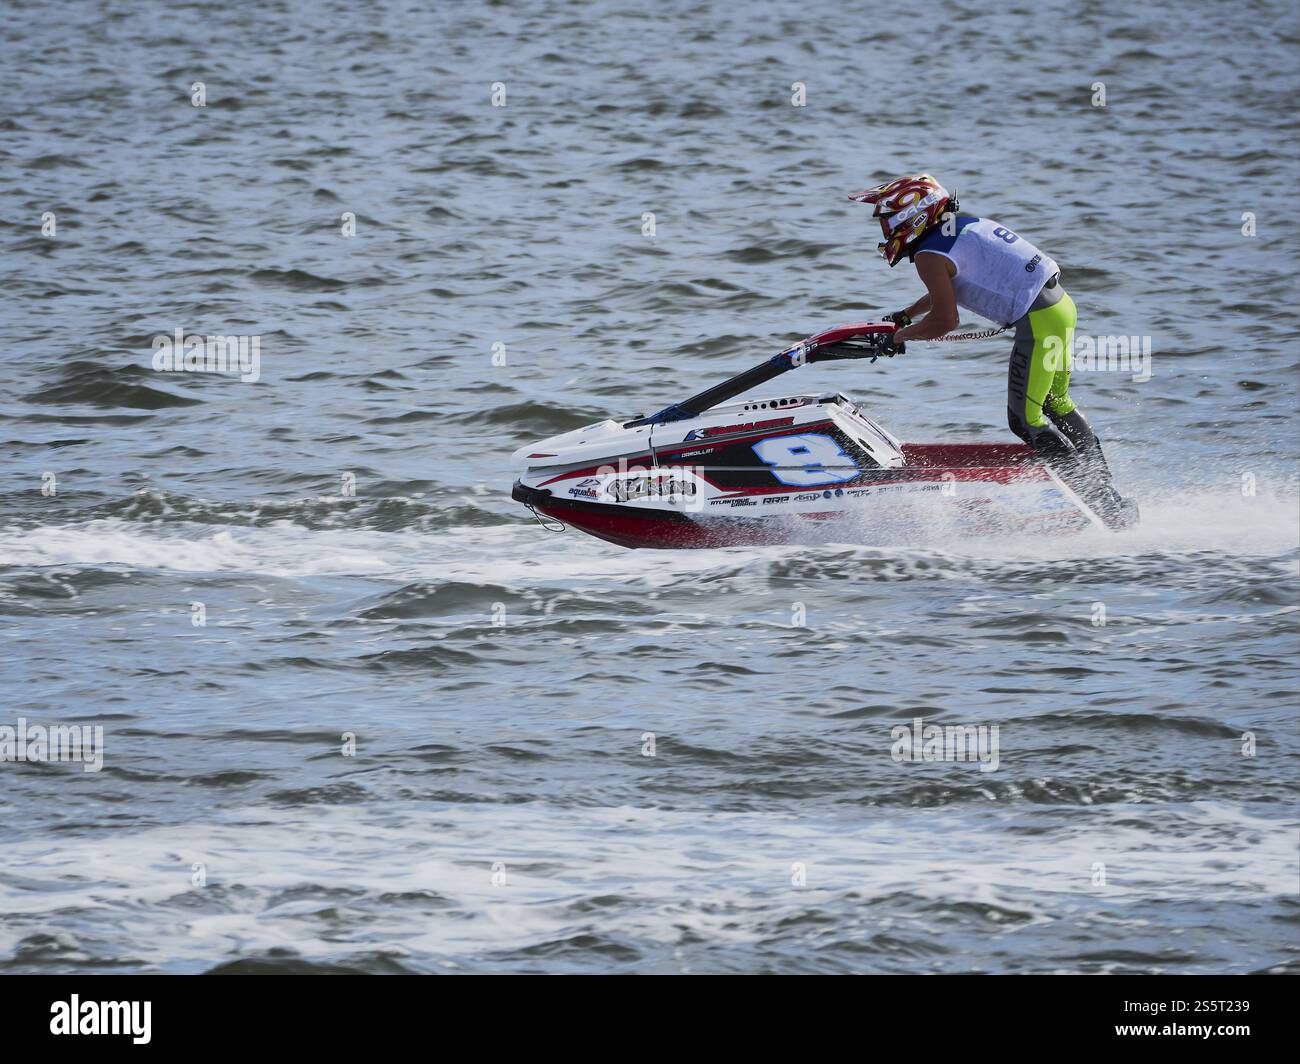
[511, 324, 1135, 549]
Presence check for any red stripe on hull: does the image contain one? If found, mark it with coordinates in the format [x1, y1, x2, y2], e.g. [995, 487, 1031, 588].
[534, 503, 752, 549]
[901, 442, 1037, 467]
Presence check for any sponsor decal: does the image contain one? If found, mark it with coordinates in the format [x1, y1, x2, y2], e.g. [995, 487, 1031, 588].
[1025, 254, 1042, 273]
[761, 495, 789, 505]
[698, 416, 794, 438]
[887, 188, 945, 228]
[860, 482, 942, 496]
[678, 448, 714, 458]
[793, 492, 821, 502]
[567, 476, 601, 500]
[606, 472, 698, 503]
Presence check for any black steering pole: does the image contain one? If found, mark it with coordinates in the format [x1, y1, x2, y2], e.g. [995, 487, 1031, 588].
[625, 326, 894, 427]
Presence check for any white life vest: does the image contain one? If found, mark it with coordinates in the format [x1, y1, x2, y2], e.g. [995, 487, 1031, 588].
[915, 216, 1058, 324]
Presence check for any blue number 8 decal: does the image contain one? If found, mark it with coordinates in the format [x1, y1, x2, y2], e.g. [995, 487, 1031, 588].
[991, 226, 1019, 244]
[752, 433, 857, 486]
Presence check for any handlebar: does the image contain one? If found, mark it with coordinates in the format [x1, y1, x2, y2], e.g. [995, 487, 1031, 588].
[626, 323, 898, 427]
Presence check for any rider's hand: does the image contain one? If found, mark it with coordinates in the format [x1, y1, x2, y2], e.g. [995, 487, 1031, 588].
[878, 332, 905, 357]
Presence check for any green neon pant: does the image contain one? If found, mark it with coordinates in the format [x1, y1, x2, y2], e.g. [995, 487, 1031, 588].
[1008, 288, 1076, 434]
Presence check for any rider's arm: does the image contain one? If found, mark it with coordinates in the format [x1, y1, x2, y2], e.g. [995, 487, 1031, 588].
[895, 252, 959, 342]
[903, 292, 931, 319]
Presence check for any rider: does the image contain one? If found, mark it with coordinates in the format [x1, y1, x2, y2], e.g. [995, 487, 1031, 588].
[848, 173, 1135, 528]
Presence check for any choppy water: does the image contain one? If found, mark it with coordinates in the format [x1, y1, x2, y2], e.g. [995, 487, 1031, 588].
[1, 0, 1297, 974]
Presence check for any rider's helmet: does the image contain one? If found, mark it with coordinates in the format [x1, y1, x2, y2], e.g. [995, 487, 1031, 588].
[848, 174, 958, 267]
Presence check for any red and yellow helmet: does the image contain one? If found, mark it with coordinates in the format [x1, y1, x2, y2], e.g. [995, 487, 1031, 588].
[848, 174, 957, 267]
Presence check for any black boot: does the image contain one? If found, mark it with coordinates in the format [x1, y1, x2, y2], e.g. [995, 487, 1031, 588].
[1047, 409, 1138, 530]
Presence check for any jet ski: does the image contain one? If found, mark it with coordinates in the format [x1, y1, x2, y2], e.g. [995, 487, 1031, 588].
[510, 323, 1137, 549]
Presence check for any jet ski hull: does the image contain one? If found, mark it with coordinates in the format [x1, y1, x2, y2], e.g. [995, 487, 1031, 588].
[511, 327, 1132, 549]
[513, 441, 1106, 549]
